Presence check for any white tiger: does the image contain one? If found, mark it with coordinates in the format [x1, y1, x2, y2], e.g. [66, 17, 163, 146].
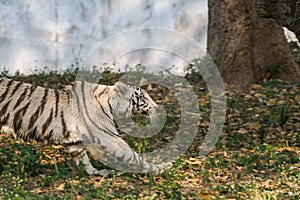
[0, 77, 170, 176]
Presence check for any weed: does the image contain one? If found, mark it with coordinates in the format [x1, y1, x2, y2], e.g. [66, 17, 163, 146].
[279, 105, 289, 128]
[0, 68, 299, 199]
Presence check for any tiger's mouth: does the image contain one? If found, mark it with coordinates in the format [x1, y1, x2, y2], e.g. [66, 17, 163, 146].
[150, 105, 166, 128]
[130, 107, 157, 126]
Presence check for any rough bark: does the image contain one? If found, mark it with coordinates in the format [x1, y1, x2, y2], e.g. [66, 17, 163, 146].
[207, 0, 300, 91]
[256, 0, 300, 40]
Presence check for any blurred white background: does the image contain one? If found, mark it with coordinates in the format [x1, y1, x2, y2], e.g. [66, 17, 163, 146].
[0, 0, 208, 74]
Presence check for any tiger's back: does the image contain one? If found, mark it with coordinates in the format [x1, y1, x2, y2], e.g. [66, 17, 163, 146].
[0, 77, 79, 143]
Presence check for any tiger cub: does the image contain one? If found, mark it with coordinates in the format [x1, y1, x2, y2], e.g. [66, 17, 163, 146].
[0, 77, 170, 176]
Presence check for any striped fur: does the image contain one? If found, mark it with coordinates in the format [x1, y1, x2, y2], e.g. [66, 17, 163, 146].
[0, 77, 170, 176]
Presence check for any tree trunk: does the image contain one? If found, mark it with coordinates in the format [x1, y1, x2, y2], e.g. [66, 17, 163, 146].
[207, 0, 300, 91]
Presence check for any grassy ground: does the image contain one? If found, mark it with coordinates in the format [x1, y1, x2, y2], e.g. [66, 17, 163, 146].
[0, 69, 299, 199]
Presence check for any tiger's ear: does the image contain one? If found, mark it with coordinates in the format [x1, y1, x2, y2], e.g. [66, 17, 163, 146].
[114, 81, 133, 99]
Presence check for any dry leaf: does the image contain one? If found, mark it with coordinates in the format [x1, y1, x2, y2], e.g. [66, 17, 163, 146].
[244, 94, 253, 100]
[40, 160, 48, 165]
[254, 93, 266, 98]
[250, 84, 264, 90]
[50, 159, 56, 165]
[266, 99, 276, 106]
[199, 101, 209, 106]
[223, 151, 228, 158]
[238, 128, 248, 134]
[55, 183, 65, 191]
[52, 145, 65, 149]
[196, 192, 211, 200]
[247, 123, 261, 130]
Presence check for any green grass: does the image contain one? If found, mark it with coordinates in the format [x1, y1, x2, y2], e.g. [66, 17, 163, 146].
[0, 67, 299, 199]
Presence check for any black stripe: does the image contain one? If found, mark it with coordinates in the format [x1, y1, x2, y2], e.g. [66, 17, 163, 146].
[19, 101, 31, 116]
[72, 83, 81, 118]
[92, 85, 99, 95]
[125, 155, 133, 163]
[28, 110, 40, 129]
[70, 148, 84, 158]
[107, 98, 118, 128]
[95, 87, 114, 124]
[97, 99, 114, 124]
[136, 97, 140, 107]
[72, 82, 96, 140]
[40, 88, 49, 114]
[13, 87, 28, 110]
[0, 100, 11, 116]
[13, 101, 31, 136]
[60, 110, 70, 137]
[54, 89, 59, 117]
[97, 86, 109, 97]
[132, 98, 137, 105]
[28, 84, 37, 97]
[81, 82, 117, 137]
[9, 81, 23, 98]
[13, 113, 23, 134]
[28, 89, 48, 129]
[26, 126, 37, 141]
[0, 114, 10, 125]
[0, 79, 14, 102]
[41, 108, 53, 135]
[44, 129, 53, 142]
[66, 90, 72, 104]
[117, 154, 126, 162]
[107, 98, 114, 114]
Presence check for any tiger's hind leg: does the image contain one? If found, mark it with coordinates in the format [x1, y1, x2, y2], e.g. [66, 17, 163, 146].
[66, 142, 109, 176]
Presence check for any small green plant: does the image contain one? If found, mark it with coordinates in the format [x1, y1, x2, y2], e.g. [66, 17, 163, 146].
[258, 126, 267, 144]
[0, 67, 299, 199]
[279, 105, 289, 128]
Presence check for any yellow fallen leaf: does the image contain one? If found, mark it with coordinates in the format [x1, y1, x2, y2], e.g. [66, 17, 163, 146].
[254, 93, 266, 98]
[52, 145, 65, 149]
[50, 159, 56, 165]
[196, 193, 211, 200]
[224, 151, 228, 158]
[235, 166, 244, 170]
[40, 160, 48, 165]
[55, 183, 65, 191]
[250, 84, 264, 90]
[238, 128, 248, 134]
[187, 157, 203, 165]
[250, 149, 257, 153]
[296, 95, 300, 102]
[247, 123, 261, 130]
[266, 99, 276, 106]
[198, 101, 209, 106]
[244, 94, 253, 100]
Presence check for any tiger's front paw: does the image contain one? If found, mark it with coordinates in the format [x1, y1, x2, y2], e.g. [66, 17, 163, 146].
[153, 161, 173, 175]
[86, 167, 109, 177]
[94, 169, 109, 177]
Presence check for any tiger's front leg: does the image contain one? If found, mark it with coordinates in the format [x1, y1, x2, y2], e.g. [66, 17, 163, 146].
[66, 142, 109, 176]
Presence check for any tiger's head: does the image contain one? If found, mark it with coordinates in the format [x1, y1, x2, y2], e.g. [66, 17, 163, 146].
[110, 81, 158, 120]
